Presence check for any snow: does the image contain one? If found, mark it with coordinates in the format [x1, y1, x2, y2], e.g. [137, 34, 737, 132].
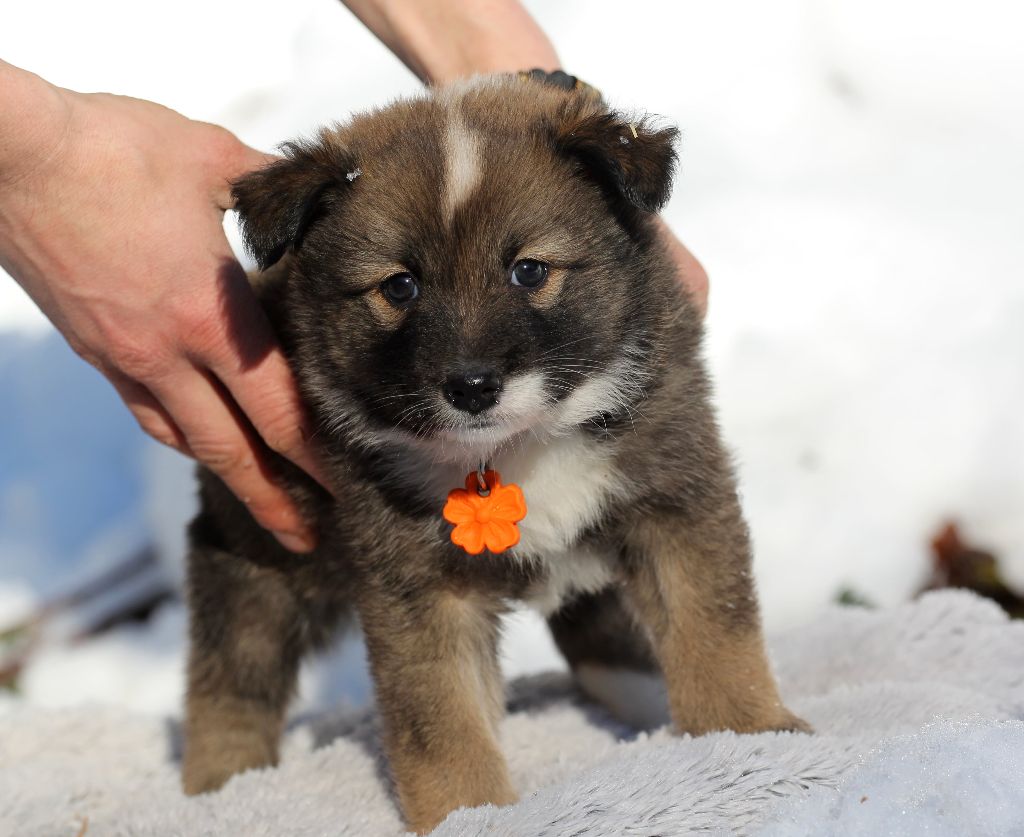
[761, 719, 1024, 836]
[2, 0, 1024, 830]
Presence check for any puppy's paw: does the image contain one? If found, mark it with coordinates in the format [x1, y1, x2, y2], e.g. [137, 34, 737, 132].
[398, 760, 518, 834]
[671, 700, 813, 738]
[405, 788, 519, 835]
[181, 740, 277, 796]
[730, 705, 813, 737]
[181, 761, 233, 797]
[768, 710, 813, 735]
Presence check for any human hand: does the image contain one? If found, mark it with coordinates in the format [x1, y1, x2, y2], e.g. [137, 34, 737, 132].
[0, 76, 322, 553]
[652, 216, 709, 316]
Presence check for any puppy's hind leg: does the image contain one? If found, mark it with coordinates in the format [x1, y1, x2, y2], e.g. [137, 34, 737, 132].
[547, 588, 669, 730]
[182, 537, 313, 795]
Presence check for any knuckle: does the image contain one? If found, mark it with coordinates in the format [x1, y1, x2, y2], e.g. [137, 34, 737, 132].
[105, 335, 167, 381]
[135, 414, 180, 450]
[174, 303, 228, 358]
[191, 438, 250, 475]
[259, 413, 304, 457]
[64, 336, 98, 366]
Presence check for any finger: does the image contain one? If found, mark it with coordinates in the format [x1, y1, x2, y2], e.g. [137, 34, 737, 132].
[108, 372, 192, 455]
[655, 217, 710, 317]
[196, 263, 332, 493]
[217, 344, 333, 491]
[151, 366, 317, 553]
[209, 132, 279, 211]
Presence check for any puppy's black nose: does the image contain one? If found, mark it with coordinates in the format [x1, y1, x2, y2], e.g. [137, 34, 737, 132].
[443, 370, 502, 414]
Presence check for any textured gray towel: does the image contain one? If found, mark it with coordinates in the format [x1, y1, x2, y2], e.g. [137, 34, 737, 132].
[2, 590, 1023, 836]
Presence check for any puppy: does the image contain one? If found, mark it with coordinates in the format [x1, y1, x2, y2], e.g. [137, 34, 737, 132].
[182, 76, 807, 833]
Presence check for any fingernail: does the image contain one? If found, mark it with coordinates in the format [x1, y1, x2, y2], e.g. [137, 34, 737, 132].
[274, 530, 315, 553]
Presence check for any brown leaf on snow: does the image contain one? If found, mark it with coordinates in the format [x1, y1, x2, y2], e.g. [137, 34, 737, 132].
[922, 521, 1024, 618]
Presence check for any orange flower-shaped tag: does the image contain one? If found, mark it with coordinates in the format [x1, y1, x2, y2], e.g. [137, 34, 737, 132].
[443, 470, 527, 555]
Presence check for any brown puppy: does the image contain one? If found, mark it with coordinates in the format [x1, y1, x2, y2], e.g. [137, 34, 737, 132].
[182, 76, 807, 833]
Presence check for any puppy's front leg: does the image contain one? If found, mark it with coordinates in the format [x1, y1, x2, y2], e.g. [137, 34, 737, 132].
[359, 588, 516, 833]
[622, 498, 808, 736]
[183, 542, 308, 795]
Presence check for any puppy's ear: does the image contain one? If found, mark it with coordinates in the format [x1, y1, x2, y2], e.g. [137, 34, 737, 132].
[555, 112, 679, 213]
[232, 138, 356, 270]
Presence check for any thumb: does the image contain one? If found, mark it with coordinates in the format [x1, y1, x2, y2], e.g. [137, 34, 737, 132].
[212, 134, 280, 212]
[233, 141, 279, 177]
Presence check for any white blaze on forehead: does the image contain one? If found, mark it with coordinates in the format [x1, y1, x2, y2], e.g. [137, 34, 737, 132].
[442, 109, 484, 222]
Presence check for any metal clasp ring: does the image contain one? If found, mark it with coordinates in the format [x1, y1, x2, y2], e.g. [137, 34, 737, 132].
[476, 461, 490, 497]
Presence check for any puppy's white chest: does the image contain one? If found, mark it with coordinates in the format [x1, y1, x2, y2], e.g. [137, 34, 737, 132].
[492, 432, 619, 559]
[406, 432, 623, 610]
[523, 543, 618, 615]
[498, 434, 621, 613]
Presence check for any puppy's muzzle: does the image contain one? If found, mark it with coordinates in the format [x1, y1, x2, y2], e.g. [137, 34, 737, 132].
[443, 369, 502, 414]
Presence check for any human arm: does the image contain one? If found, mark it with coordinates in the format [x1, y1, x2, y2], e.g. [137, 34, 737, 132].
[342, 0, 560, 85]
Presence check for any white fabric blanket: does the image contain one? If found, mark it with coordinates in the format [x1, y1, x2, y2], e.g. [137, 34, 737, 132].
[3, 590, 1024, 836]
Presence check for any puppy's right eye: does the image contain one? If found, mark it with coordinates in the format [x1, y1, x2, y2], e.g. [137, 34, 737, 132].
[379, 272, 419, 307]
[510, 259, 549, 289]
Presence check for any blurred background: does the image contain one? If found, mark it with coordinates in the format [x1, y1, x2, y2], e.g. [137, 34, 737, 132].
[1, 0, 1022, 717]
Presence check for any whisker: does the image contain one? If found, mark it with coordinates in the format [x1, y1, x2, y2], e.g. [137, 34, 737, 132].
[535, 336, 596, 360]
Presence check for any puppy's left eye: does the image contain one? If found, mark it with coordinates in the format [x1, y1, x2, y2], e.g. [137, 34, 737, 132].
[379, 272, 420, 307]
[510, 259, 549, 289]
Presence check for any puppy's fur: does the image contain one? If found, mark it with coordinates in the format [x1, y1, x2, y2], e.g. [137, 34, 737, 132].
[182, 77, 807, 833]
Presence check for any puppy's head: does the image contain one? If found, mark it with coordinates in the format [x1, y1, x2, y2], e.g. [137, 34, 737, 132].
[233, 78, 686, 461]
